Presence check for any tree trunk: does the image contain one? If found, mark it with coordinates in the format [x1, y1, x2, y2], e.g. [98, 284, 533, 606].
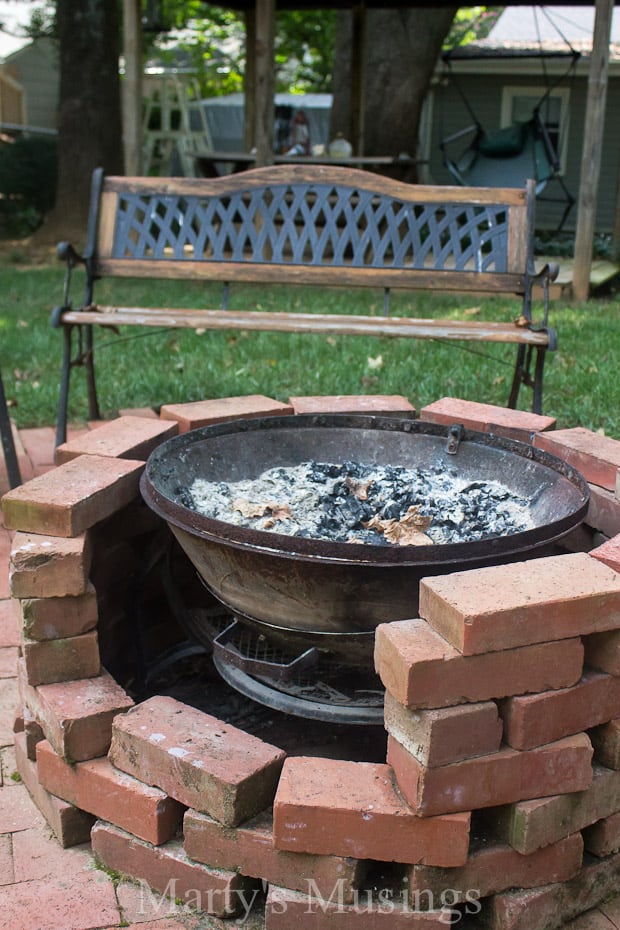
[330, 6, 457, 178]
[34, 0, 124, 247]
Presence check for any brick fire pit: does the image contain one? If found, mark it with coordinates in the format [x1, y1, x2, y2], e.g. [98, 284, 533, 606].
[3, 394, 620, 929]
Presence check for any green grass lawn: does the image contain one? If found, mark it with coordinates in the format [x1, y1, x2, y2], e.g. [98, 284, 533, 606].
[0, 261, 618, 436]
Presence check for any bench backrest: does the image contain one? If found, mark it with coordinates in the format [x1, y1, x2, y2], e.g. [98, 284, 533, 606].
[87, 165, 536, 296]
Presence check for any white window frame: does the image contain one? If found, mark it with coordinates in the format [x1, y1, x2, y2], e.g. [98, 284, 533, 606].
[500, 85, 571, 174]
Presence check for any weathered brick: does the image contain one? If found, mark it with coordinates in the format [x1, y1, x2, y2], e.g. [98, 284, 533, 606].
[407, 832, 583, 902]
[21, 630, 100, 687]
[419, 552, 620, 655]
[485, 764, 620, 854]
[387, 732, 593, 817]
[484, 850, 620, 930]
[17, 660, 134, 762]
[383, 691, 503, 767]
[1, 455, 144, 537]
[273, 756, 471, 867]
[54, 415, 178, 464]
[159, 395, 293, 433]
[500, 670, 620, 750]
[582, 810, 620, 856]
[590, 533, 620, 573]
[109, 695, 285, 826]
[184, 808, 365, 904]
[19, 585, 98, 641]
[36, 739, 183, 845]
[22, 704, 44, 761]
[419, 397, 556, 442]
[0, 598, 19, 647]
[375, 618, 583, 707]
[91, 821, 256, 919]
[13, 732, 94, 848]
[586, 483, 620, 537]
[584, 627, 620, 677]
[265, 885, 453, 928]
[9, 532, 92, 598]
[534, 427, 620, 491]
[589, 719, 620, 769]
[289, 394, 416, 417]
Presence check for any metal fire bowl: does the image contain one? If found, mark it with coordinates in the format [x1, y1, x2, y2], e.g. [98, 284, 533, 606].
[140, 415, 589, 654]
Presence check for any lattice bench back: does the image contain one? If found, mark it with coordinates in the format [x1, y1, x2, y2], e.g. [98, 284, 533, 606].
[90, 165, 535, 296]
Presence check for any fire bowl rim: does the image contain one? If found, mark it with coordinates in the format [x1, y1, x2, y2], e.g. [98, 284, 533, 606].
[140, 414, 590, 569]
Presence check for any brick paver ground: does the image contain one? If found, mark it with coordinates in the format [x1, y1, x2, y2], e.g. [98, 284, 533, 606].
[0, 421, 617, 930]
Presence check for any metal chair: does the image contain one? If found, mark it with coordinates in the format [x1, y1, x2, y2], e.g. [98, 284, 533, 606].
[0, 371, 21, 488]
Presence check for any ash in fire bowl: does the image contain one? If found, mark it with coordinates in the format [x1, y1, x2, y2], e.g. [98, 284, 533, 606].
[186, 459, 534, 547]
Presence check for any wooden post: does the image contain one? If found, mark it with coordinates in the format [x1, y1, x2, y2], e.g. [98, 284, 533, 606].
[254, 0, 275, 166]
[350, 4, 368, 157]
[244, 7, 257, 153]
[612, 154, 620, 262]
[572, 0, 613, 301]
[122, 0, 143, 176]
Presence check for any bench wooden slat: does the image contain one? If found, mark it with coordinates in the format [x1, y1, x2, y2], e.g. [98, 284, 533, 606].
[95, 259, 526, 295]
[59, 306, 550, 346]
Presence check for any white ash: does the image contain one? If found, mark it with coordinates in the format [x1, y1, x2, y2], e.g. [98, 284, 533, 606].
[184, 460, 534, 546]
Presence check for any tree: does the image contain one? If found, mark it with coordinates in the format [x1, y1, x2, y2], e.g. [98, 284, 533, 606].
[330, 7, 458, 173]
[34, 0, 123, 245]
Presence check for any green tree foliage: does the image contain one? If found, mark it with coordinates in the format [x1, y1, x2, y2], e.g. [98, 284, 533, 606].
[444, 6, 503, 49]
[146, 2, 335, 96]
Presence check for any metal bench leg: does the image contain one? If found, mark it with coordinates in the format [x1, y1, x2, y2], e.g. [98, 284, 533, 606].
[532, 347, 546, 416]
[508, 344, 528, 409]
[83, 326, 101, 422]
[55, 325, 73, 447]
[0, 372, 21, 488]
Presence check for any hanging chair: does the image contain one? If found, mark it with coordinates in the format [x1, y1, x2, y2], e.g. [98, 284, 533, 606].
[438, 23, 580, 232]
[440, 107, 576, 231]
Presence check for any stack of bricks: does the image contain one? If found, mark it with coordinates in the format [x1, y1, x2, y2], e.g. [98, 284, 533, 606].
[1, 394, 620, 928]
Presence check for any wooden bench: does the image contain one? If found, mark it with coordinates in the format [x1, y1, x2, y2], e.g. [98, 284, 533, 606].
[52, 164, 559, 444]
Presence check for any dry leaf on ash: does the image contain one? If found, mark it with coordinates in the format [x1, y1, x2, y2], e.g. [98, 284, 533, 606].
[232, 498, 270, 518]
[345, 476, 373, 500]
[262, 502, 293, 528]
[364, 505, 434, 546]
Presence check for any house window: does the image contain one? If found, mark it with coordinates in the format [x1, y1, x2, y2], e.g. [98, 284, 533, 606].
[500, 86, 570, 173]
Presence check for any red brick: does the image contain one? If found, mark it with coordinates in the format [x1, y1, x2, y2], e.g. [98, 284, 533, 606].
[0, 834, 13, 885]
[485, 850, 620, 930]
[21, 630, 100, 686]
[13, 732, 94, 847]
[485, 764, 620, 854]
[584, 628, 620, 677]
[0, 645, 17, 678]
[375, 619, 583, 707]
[36, 739, 183, 845]
[273, 756, 471, 867]
[591, 534, 620, 572]
[22, 703, 44, 761]
[18, 661, 134, 762]
[265, 885, 452, 928]
[19, 584, 98, 641]
[9, 532, 92, 598]
[419, 397, 556, 442]
[583, 810, 620, 856]
[0, 598, 19, 647]
[109, 695, 285, 826]
[586, 484, 620, 537]
[534, 428, 620, 492]
[118, 406, 159, 419]
[54, 415, 178, 465]
[383, 691, 503, 767]
[419, 552, 620, 655]
[289, 394, 416, 417]
[500, 670, 620, 750]
[1, 454, 144, 537]
[590, 719, 620, 769]
[407, 832, 583, 902]
[0, 678, 19, 746]
[17, 426, 56, 469]
[159, 395, 293, 433]
[91, 821, 257, 918]
[387, 732, 593, 817]
[184, 807, 364, 903]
